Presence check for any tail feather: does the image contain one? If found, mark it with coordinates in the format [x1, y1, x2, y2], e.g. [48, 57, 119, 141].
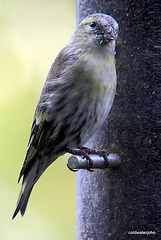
[12, 158, 41, 219]
[20, 187, 33, 216]
[12, 185, 33, 220]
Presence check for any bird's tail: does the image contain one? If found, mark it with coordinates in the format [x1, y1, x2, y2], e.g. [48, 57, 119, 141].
[12, 181, 34, 219]
[12, 154, 57, 219]
[12, 159, 40, 219]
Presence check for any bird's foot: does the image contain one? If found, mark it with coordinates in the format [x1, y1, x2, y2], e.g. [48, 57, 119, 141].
[80, 147, 109, 168]
[67, 147, 109, 171]
[67, 148, 94, 171]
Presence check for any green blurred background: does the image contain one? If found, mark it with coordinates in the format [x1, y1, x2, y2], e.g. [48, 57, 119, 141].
[0, 0, 76, 239]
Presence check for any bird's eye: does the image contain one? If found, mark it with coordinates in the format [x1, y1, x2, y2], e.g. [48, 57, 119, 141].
[90, 21, 96, 28]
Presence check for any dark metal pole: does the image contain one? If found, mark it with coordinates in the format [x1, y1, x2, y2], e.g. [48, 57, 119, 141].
[76, 0, 161, 239]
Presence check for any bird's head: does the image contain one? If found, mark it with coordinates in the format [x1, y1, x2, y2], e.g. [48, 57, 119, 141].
[71, 13, 118, 54]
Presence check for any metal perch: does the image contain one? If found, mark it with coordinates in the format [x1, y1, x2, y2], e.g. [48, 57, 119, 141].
[67, 154, 120, 170]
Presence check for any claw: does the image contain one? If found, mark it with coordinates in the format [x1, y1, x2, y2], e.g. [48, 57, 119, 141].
[67, 147, 109, 172]
[67, 147, 95, 171]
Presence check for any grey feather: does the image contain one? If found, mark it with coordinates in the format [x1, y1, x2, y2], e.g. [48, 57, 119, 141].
[13, 13, 118, 218]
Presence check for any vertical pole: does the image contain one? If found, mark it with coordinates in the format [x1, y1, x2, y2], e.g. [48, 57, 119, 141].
[76, 0, 161, 239]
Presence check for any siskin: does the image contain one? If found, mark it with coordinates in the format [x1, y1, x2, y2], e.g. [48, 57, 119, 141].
[12, 13, 118, 219]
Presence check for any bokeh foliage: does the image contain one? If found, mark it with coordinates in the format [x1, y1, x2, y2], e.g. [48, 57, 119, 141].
[0, 0, 76, 239]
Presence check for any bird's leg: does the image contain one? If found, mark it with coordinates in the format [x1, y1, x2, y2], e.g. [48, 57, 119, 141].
[67, 147, 109, 171]
[80, 147, 109, 168]
[67, 148, 95, 172]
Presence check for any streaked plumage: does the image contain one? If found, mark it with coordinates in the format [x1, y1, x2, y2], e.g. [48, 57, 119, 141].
[12, 13, 118, 219]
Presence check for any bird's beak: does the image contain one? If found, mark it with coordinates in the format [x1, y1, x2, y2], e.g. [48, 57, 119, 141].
[104, 27, 118, 42]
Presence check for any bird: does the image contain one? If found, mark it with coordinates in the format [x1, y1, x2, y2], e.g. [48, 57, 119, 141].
[12, 13, 118, 219]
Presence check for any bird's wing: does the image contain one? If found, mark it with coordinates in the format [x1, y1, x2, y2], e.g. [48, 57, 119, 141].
[18, 111, 50, 183]
[18, 48, 75, 183]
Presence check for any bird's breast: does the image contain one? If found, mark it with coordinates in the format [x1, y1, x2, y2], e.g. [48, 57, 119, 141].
[78, 52, 117, 144]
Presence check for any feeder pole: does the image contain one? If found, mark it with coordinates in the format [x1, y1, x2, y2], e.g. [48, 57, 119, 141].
[76, 0, 161, 239]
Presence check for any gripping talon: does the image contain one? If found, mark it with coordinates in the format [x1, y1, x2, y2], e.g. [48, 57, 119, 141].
[67, 147, 109, 171]
[82, 153, 94, 171]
